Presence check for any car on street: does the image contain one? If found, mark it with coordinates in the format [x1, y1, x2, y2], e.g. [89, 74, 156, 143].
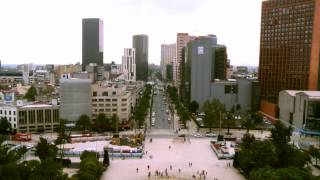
[205, 132, 217, 137]
[193, 133, 203, 138]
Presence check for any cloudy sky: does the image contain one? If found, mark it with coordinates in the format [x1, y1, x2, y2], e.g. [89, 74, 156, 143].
[0, 0, 262, 66]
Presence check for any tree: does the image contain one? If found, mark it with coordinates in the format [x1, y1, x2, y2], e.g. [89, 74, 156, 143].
[93, 113, 109, 132]
[111, 114, 119, 133]
[309, 145, 320, 166]
[249, 166, 314, 180]
[29, 158, 67, 180]
[35, 137, 58, 161]
[241, 112, 255, 133]
[203, 99, 225, 132]
[223, 111, 236, 134]
[0, 117, 11, 134]
[54, 119, 69, 159]
[103, 149, 110, 167]
[76, 114, 92, 132]
[0, 135, 27, 180]
[75, 151, 104, 180]
[24, 86, 37, 101]
[189, 100, 199, 113]
[55, 119, 69, 145]
[271, 121, 292, 168]
[251, 111, 263, 125]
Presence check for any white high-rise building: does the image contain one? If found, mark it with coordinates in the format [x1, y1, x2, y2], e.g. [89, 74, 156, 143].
[121, 48, 136, 81]
[160, 43, 176, 80]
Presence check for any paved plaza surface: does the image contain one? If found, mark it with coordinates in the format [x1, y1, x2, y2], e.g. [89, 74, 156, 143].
[101, 137, 245, 180]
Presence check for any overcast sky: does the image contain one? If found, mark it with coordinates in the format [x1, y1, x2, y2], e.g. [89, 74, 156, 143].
[0, 0, 262, 66]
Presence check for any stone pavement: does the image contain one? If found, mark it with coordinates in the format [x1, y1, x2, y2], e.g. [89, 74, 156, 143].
[101, 137, 244, 180]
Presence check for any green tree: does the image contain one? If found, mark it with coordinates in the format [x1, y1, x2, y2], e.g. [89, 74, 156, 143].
[29, 158, 67, 180]
[35, 137, 58, 161]
[55, 119, 69, 145]
[271, 121, 292, 168]
[76, 114, 92, 132]
[251, 111, 263, 125]
[223, 111, 236, 134]
[203, 99, 225, 132]
[93, 113, 109, 132]
[309, 145, 320, 166]
[241, 112, 255, 133]
[189, 100, 199, 113]
[249, 166, 314, 180]
[54, 119, 69, 159]
[0, 117, 11, 134]
[75, 151, 104, 180]
[24, 86, 37, 101]
[111, 114, 119, 133]
[0, 135, 28, 180]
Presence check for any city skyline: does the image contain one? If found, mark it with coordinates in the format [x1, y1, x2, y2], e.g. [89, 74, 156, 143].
[0, 0, 262, 66]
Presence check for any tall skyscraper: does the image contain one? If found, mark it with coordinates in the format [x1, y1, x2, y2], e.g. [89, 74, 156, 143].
[133, 34, 148, 81]
[160, 43, 176, 80]
[259, 0, 320, 119]
[82, 18, 104, 71]
[183, 35, 227, 107]
[121, 48, 136, 81]
[175, 33, 196, 89]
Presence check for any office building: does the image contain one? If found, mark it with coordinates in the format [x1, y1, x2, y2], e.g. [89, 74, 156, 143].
[121, 48, 136, 81]
[279, 90, 320, 135]
[0, 100, 60, 133]
[59, 78, 92, 123]
[259, 0, 320, 120]
[160, 43, 176, 80]
[82, 18, 104, 71]
[166, 64, 173, 82]
[133, 34, 148, 81]
[91, 82, 132, 122]
[182, 35, 227, 108]
[175, 33, 196, 88]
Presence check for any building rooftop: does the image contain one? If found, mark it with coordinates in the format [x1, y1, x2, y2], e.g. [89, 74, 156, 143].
[283, 90, 320, 98]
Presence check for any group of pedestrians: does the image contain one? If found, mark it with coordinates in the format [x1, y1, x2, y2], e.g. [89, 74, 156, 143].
[188, 162, 193, 167]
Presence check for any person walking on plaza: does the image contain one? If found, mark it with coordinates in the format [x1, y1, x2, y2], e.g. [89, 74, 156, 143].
[170, 165, 172, 170]
[136, 168, 139, 173]
[169, 145, 171, 150]
[147, 165, 150, 170]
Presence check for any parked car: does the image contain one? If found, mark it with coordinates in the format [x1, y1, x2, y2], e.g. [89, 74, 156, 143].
[193, 133, 203, 138]
[205, 132, 217, 137]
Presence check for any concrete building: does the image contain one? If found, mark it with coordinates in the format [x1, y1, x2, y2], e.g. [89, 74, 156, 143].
[183, 35, 227, 108]
[175, 33, 196, 88]
[59, 78, 92, 123]
[259, 0, 320, 120]
[91, 82, 132, 122]
[54, 63, 82, 82]
[33, 70, 55, 85]
[121, 48, 136, 81]
[0, 101, 60, 133]
[82, 18, 104, 71]
[279, 90, 320, 135]
[209, 79, 260, 111]
[160, 43, 176, 80]
[86, 63, 105, 82]
[133, 34, 148, 81]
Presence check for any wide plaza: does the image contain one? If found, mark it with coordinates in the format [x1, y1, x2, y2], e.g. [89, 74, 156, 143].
[101, 136, 245, 180]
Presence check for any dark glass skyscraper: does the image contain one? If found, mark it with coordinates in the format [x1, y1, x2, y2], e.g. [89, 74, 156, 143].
[82, 18, 104, 71]
[133, 34, 148, 81]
